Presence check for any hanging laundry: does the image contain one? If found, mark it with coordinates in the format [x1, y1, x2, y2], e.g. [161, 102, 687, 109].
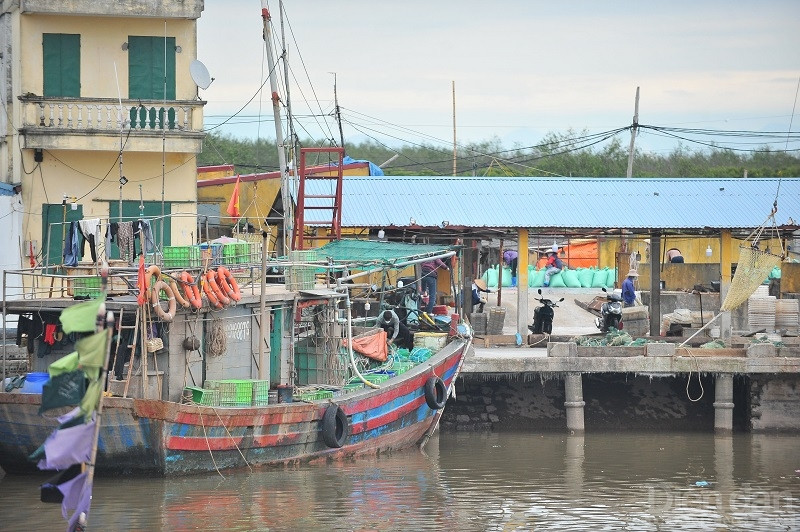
[63, 221, 80, 267]
[17, 314, 44, 355]
[44, 323, 58, 346]
[116, 221, 134, 263]
[137, 219, 155, 254]
[79, 219, 101, 264]
[106, 222, 118, 260]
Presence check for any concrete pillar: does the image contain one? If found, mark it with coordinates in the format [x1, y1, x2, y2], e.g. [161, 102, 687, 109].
[714, 373, 734, 432]
[564, 433, 585, 497]
[564, 372, 585, 432]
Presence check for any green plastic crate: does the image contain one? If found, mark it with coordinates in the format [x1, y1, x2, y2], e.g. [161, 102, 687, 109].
[251, 380, 270, 406]
[342, 382, 364, 393]
[390, 361, 414, 375]
[184, 386, 220, 406]
[293, 390, 334, 402]
[351, 373, 390, 385]
[163, 245, 202, 268]
[71, 276, 102, 298]
[205, 379, 253, 406]
[222, 243, 251, 265]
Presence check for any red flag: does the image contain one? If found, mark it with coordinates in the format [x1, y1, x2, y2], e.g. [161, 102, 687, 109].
[226, 176, 241, 219]
[136, 255, 146, 306]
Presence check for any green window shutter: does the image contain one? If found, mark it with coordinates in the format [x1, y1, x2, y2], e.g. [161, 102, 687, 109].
[43, 33, 80, 97]
[107, 201, 172, 259]
[42, 203, 84, 267]
[128, 36, 175, 100]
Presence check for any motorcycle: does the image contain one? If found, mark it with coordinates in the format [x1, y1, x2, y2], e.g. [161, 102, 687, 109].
[596, 287, 624, 332]
[528, 289, 564, 335]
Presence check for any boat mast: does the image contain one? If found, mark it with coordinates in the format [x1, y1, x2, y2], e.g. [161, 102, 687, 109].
[261, 1, 291, 255]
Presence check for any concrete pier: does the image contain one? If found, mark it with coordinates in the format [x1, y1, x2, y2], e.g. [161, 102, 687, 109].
[714, 373, 734, 432]
[564, 372, 585, 432]
[452, 341, 800, 433]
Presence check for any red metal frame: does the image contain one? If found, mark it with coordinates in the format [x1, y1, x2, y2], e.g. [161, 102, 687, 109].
[292, 147, 345, 250]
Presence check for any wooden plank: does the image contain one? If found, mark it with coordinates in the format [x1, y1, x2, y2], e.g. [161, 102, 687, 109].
[574, 297, 603, 316]
[474, 334, 519, 347]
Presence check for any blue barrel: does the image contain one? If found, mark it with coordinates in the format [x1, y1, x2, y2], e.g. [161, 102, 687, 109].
[276, 384, 293, 403]
[20, 372, 50, 394]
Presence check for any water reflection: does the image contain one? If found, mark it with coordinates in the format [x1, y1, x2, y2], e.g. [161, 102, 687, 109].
[0, 432, 797, 531]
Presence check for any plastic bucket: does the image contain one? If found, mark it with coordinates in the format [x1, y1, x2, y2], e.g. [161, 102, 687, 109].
[21, 372, 49, 394]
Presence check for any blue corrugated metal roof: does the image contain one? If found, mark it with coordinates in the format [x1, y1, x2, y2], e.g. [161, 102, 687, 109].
[303, 177, 800, 231]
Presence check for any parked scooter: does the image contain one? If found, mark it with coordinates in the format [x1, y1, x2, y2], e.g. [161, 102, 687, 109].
[596, 287, 624, 332]
[528, 289, 564, 334]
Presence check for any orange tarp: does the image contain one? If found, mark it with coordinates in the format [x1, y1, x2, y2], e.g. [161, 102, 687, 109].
[535, 240, 598, 269]
[343, 329, 388, 362]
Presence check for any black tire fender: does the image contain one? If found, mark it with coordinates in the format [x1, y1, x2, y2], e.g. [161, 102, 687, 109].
[424, 376, 447, 410]
[321, 404, 349, 448]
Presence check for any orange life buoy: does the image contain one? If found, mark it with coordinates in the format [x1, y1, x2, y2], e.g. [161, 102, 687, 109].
[206, 269, 231, 307]
[145, 265, 161, 291]
[202, 272, 224, 309]
[150, 279, 177, 322]
[215, 266, 242, 302]
[180, 271, 203, 309]
[168, 275, 190, 309]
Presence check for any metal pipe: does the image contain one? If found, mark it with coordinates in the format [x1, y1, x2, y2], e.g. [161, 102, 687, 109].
[343, 291, 379, 389]
[336, 250, 456, 285]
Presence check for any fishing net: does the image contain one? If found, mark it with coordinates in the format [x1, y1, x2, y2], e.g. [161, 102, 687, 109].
[719, 245, 782, 312]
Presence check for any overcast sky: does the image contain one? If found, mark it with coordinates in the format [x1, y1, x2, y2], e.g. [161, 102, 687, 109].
[196, 1, 800, 155]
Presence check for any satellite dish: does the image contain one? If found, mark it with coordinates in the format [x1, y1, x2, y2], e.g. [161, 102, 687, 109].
[190, 59, 213, 89]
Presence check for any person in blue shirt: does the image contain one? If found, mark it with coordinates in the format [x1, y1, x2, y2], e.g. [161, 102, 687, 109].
[471, 278, 492, 312]
[622, 270, 638, 307]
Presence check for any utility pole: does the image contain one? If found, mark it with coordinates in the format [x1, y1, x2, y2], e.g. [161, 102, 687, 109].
[332, 72, 345, 153]
[626, 86, 640, 178]
[452, 81, 457, 176]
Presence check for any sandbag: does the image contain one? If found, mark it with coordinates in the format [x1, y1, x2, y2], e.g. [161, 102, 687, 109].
[591, 267, 609, 288]
[530, 269, 545, 287]
[486, 267, 499, 288]
[500, 266, 513, 287]
[577, 267, 594, 287]
[548, 271, 567, 287]
[562, 268, 582, 288]
[607, 268, 617, 287]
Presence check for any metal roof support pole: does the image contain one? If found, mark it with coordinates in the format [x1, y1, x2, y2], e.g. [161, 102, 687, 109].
[649, 232, 662, 336]
[516, 229, 530, 339]
[719, 230, 733, 341]
[496, 239, 503, 307]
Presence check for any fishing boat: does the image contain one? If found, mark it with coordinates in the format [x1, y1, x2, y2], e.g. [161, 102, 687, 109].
[0, 2, 471, 477]
[0, 238, 470, 476]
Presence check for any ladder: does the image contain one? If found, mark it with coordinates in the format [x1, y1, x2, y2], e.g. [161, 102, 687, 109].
[111, 306, 140, 399]
[292, 147, 345, 250]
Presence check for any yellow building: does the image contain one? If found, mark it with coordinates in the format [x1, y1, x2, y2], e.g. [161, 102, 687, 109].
[1, 0, 205, 267]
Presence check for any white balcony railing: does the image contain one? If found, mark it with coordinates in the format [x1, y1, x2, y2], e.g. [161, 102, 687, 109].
[19, 96, 204, 134]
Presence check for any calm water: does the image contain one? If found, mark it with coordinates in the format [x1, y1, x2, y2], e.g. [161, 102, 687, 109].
[1, 431, 798, 531]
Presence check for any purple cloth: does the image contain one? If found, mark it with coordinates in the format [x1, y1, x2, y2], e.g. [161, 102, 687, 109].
[503, 250, 518, 263]
[38, 418, 95, 470]
[60, 471, 91, 531]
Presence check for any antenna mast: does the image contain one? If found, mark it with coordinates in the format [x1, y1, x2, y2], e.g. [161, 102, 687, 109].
[261, 1, 291, 254]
